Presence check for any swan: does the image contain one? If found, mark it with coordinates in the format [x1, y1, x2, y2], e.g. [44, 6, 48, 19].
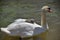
[0, 6, 52, 40]
[1, 19, 42, 37]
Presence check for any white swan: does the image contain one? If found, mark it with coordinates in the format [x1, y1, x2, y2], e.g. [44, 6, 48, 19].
[0, 6, 52, 38]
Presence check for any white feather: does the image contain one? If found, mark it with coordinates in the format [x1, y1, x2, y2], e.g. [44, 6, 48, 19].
[0, 19, 46, 37]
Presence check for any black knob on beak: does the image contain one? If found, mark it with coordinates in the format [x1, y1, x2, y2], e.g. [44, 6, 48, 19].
[48, 8, 51, 10]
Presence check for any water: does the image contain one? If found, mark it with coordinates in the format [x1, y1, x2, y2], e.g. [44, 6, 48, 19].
[0, 0, 60, 40]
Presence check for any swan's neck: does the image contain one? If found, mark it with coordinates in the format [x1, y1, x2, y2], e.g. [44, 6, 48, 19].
[41, 12, 47, 29]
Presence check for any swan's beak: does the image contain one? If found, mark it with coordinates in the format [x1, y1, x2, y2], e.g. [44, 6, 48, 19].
[47, 8, 52, 13]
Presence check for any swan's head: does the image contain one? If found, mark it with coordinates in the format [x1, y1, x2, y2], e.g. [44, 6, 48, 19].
[41, 6, 52, 13]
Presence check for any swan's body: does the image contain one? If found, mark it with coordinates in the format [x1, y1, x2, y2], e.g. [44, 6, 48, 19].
[1, 18, 46, 38]
[0, 6, 52, 39]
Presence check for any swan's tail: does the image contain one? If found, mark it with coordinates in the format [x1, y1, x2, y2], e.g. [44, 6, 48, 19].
[0, 28, 10, 34]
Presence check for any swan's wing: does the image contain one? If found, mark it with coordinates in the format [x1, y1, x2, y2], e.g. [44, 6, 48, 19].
[5, 22, 36, 37]
[7, 23, 20, 30]
[7, 22, 42, 31]
[13, 19, 27, 24]
[14, 18, 27, 22]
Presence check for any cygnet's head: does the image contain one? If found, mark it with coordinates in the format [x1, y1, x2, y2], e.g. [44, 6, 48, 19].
[26, 19, 35, 24]
[41, 6, 52, 12]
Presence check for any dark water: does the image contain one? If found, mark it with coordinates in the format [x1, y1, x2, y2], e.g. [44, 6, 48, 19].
[0, 0, 60, 40]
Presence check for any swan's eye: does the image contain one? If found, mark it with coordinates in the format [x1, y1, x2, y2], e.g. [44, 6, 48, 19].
[48, 8, 51, 10]
[47, 8, 52, 13]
